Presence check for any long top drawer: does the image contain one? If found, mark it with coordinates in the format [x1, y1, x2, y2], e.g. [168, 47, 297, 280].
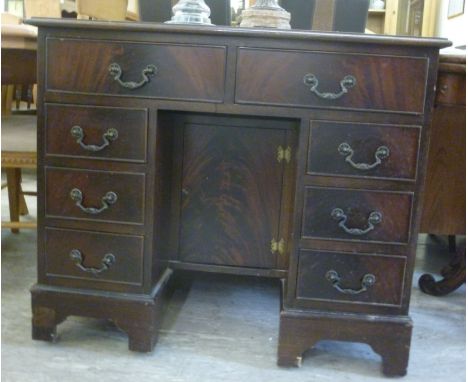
[46, 38, 227, 103]
[236, 48, 429, 114]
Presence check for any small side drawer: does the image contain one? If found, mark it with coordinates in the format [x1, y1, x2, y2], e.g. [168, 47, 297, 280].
[45, 167, 145, 225]
[45, 227, 144, 290]
[307, 121, 421, 181]
[296, 250, 406, 307]
[46, 38, 227, 103]
[45, 104, 148, 163]
[302, 187, 413, 244]
[236, 48, 428, 114]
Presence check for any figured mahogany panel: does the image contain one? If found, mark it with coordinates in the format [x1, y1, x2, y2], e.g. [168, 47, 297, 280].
[236, 48, 428, 114]
[179, 117, 288, 268]
[46, 38, 226, 102]
[45, 104, 148, 162]
[307, 121, 421, 181]
[302, 187, 413, 244]
[420, 105, 466, 234]
[296, 250, 406, 306]
[45, 228, 144, 290]
[45, 167, 145, 225]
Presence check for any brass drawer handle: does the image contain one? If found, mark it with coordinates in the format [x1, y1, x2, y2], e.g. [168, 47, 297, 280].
[304, 74, 356, 100]
[108, 63, 158, 90]
[70, 126, 118, 152]
[70, 188, 118, 215]
[325, 270, 376, 295]
[69, 249, 115, 276]
[338, 142, 390, 171]
[331, 208, 382, 236]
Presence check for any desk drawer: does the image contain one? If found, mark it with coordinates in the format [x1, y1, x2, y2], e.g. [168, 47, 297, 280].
[307, 121, 421, 181]
[302, 187, 413, 244]
[45, 167, 145, 225]
[296, 250, 406, 307]
[236, 48, 428, 114]
[45, 227, 144, 290]
[46, 38, 226, 103]
[45, 104, 148, 163]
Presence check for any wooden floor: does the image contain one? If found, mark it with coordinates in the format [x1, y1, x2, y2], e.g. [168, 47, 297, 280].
[1, 170, 466, 382]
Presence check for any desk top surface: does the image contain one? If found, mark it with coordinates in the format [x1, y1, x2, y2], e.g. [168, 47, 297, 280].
[26, 18, 451, 49]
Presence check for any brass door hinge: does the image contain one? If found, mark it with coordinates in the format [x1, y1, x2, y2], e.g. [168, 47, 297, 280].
[271, 238, 286, 255]
[277, 146, 291, 164]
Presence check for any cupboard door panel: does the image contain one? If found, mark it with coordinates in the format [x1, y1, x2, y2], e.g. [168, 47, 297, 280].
[179, 116, 291, 269]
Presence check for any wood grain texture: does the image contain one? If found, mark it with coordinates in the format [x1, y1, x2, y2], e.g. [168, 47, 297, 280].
[307, 120, 421, 181]
[46, 38, 227, 102]
[31, 268, 172, 352]
[420, 104, 466, 234]
[45, 167, 145, 225]
[179, 116, 289, 269]
[420, 57, 466, 235]
[435, 71, 466, 106]
[1, 48, 37, 85]
[45, 104, 148, 163]
[28, 19, 443, 372]
[45, 227, 144, 291]
[296, 250, 406, 307]
[26, 18, 452, 48]
[302, 187, 413, 244]
[236, 48, 428, 114]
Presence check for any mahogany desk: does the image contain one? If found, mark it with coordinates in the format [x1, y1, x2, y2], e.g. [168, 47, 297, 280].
[27, 18, 449, 376]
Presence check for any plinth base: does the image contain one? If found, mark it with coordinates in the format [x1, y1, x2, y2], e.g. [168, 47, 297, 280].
[31, 269, 172, 352]
[278, 308, 413, 377]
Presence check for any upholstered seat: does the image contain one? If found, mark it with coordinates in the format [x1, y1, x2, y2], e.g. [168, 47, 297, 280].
[1, 115, 37, 153]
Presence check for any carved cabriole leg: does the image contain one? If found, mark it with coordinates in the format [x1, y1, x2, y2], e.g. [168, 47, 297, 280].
[278, 308, 413, 377]
[419, 246, 466, 296]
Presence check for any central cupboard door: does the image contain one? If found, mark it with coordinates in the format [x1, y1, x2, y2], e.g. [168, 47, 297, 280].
[178, 115, 295, 269]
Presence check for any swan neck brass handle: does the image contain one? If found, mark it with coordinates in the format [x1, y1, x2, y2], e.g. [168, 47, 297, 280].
[70, 188, 118, 215]
[108, 63, 158, 90]
[338, 143, 390, 171]
[304, 74, 356, 100]
[325, 270, 376, 295]
[331, 208, 382, 236]
[70, 126, 118, 152]
[69, 249, 115, 276]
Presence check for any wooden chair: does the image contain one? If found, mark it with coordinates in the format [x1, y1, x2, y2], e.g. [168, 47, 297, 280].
[1, 11, 39, 233]
[77, 0, 128, 20]
[1, 115, 37, 232]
